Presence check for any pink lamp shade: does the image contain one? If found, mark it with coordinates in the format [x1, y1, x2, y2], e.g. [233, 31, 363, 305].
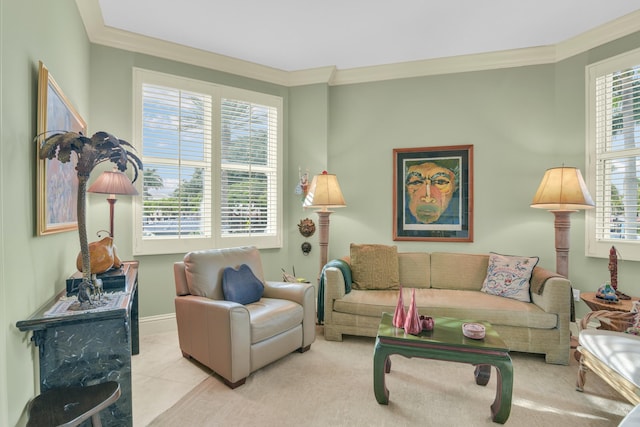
[88, 170, 138, 197]
[88, 170, 138, 238]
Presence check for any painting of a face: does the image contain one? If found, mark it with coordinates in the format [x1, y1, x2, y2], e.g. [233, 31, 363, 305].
[405, 162, 457, 224]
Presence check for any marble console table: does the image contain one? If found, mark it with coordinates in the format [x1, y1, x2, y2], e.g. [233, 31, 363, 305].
[17, 261, 139, 427]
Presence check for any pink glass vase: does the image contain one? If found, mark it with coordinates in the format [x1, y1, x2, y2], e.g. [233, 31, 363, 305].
[404, 288, 421, 334]
[392, 286, 405, 328]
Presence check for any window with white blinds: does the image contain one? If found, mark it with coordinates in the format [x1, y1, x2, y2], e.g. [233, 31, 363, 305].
[586, 49, 640, 260]
[132, 69, 282, 255]
[220, 98, 278, 238]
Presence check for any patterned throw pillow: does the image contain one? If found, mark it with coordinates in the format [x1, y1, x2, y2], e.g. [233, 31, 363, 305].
[481, 253, 539, 302]
[350, 244, 400, 290]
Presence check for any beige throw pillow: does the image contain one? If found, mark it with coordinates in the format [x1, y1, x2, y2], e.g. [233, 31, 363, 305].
[350, 244, 400, 290]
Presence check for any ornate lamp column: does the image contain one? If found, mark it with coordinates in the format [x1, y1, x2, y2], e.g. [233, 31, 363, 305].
[531, 167, 594, 278]
[303, 171, 347, 276]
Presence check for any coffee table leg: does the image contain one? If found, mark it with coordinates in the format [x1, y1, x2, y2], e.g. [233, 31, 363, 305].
[373, 339, 390, 404]
[490, 359, 513, 424]
[474, 364, 491, 386]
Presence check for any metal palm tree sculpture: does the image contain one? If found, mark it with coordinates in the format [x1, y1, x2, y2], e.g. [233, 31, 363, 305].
[39, 131, 142, 304]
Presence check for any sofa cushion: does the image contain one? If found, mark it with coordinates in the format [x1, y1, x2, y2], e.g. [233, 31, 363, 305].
[332, 288, 557, 329]
[222, 264, 265, 305]
[481, 253, 538, 302]
[398, 252, 430, 288]
[350, 244, 400, 290]
[247, 298, 303, 344]
[431, 252, 489, 290]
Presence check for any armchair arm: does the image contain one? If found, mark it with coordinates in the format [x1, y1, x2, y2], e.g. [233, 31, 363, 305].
[579, 310, 636, 332]
[264, 281, 316, 347]
[174, 295, 250, 384]
[263, 281, 313, 305]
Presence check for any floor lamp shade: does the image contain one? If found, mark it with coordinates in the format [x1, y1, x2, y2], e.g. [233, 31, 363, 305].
[531, 167, 594, 278]
[88, 170, 138, 238]
[530, 167, 594, 211]
[303, 171, 346, 276]
[303, 172, 347, 211]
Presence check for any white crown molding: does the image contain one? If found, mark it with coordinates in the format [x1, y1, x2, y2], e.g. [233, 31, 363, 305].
[77, 0, 640, 87]
[555, 10, 640, 62]
[331, 46, 558, 85]
[75, 0, 290, 86]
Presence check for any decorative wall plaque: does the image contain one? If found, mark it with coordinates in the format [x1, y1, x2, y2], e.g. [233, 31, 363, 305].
[298, 218, 316, 237]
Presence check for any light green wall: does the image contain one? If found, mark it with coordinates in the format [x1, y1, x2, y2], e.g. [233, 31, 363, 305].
[87, 44, 292, 317]
[1, 1, 91, 425]
[3, 1, 640, 425]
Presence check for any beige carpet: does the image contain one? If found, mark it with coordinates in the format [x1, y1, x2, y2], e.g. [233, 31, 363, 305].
[149, 328, 633, 426]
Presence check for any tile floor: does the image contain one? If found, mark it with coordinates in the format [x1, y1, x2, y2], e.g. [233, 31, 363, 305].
[131, 330, 211, 426]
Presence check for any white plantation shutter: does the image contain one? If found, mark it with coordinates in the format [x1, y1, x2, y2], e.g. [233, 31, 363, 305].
[133, 69, 282, 255]
[586, 49, 640, 259]
[220, 99, 278, 237]
[141, 84, 212, 239]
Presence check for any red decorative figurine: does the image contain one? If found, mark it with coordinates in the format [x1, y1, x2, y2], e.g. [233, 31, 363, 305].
[609, 246, 631, 300]
[609, 245, 617, 291]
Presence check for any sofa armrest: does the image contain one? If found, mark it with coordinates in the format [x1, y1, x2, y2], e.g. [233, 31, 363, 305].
[530, 275, 571, 314]
[323, 267, 348, 325]
[175, 295, 250, 383]
[264, 281, 316, 347]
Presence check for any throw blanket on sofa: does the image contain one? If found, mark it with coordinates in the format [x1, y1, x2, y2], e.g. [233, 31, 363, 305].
[531, 267, 575, 322]
[317, 259, 352, 324]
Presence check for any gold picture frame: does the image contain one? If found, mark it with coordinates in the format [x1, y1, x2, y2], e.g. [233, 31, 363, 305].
[36, 61, 87, 235]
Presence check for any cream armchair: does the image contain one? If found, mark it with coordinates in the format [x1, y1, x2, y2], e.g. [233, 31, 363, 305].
[575, 310, 640, 406]
[174, 246, 316, 388]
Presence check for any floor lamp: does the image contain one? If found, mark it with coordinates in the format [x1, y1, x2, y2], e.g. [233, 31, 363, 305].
[303, 171, 347, 277]
[88, 168, 139, 239]
[531, 167, 594, 278]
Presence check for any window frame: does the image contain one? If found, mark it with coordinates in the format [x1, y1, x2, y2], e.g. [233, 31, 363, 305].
[585, 47, 640, 261]
[132, 68, 283, 255]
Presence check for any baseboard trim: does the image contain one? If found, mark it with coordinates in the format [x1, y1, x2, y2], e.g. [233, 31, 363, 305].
[139, 313, 176, 336]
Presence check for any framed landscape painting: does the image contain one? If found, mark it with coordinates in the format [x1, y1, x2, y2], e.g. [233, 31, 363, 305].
[393, 145, 473, 242]
[36, 61, 86, 235]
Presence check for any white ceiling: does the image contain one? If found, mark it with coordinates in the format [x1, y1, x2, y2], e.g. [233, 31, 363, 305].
[96, 0, 640, 72]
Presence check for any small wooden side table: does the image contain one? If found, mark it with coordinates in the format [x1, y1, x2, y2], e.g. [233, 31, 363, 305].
[580, 291, 639, 330]
[27, 381, 120, 426]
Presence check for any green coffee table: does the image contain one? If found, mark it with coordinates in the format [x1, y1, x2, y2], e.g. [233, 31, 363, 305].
[373, 312, 513, 424]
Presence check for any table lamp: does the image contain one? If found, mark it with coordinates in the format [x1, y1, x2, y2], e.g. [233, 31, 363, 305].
[531, 166, 594, 278]
[303, 171, 347, 274]
[88, 168, 138, 239]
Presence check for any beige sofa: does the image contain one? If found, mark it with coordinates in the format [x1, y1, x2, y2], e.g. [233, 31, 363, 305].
[174, 246, 316, 387]
[323, 251, 572, 364]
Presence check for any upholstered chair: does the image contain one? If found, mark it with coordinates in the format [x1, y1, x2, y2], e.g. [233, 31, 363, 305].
[575, 310, 640, 406]
[173, 246, 316, 388]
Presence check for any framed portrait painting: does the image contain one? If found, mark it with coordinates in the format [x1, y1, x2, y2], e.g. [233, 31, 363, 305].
[36, 61, 87, 235]
[393, 145, 473, 242]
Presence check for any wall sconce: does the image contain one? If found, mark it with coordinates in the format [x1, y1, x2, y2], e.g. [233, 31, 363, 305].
[88, 168, 138, 239]
[531, 166, 594, 278]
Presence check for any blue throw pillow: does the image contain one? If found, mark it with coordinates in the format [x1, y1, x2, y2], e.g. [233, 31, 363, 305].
[222, 264, 264, 305]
